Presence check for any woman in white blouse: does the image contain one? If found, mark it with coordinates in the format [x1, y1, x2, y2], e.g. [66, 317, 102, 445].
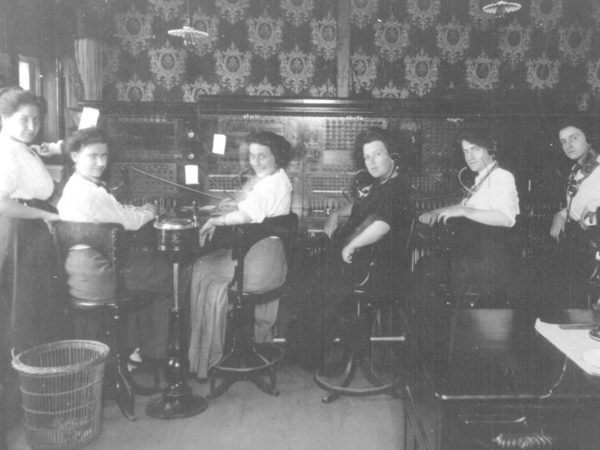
[417, 128, 520, 304]
[57, 127, 172, 360]
[0, 87, 62, 421]
[419, 130, 519, 228]
[188, 131, 292, 379]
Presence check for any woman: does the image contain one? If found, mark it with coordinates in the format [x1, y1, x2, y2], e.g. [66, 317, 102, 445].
[0, 86, 61, 420]
[324, 127, 412, 293]
[188, 131, 292, 379]
[418, 128, 520, 302]
[550, 117, 600, 240]
[548, 117, 600, 307]
[57, 126, 172, 360]
[309, 128, 412, 369]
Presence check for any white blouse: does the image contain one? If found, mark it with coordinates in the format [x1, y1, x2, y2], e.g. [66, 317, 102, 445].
[237, 168, 292, 223]
[57, 172, 154, 230]
[558, 155, 600, 222]
[0, 135, 54, 200]
[463, 163, 520, 227]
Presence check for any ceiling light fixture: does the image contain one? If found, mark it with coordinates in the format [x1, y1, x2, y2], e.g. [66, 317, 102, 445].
[167, 0, 208, 49]
[481, 1, 522, 17]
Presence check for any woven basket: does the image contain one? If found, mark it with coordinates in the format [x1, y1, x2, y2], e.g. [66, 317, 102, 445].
[12, 340, 110, 450]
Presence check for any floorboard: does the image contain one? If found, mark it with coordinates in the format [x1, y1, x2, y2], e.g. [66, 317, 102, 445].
[7, 364, 404, 450]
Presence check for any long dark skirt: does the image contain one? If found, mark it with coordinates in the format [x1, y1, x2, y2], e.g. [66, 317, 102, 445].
[0, 216, 62, 420]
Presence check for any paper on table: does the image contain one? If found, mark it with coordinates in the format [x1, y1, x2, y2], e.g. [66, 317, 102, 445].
[535, 319, 600, 376]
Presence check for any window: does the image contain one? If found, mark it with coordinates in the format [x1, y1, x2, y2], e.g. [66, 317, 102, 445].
[18, 56, 40, 93]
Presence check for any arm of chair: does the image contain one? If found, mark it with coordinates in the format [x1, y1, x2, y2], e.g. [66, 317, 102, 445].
[230, 213, 298, 261]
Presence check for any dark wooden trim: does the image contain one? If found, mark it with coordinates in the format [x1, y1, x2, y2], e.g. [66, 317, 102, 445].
[82, 90, 598, 118]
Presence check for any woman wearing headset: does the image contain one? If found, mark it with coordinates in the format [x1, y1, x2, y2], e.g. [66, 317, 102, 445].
[418, 128, 520, 304]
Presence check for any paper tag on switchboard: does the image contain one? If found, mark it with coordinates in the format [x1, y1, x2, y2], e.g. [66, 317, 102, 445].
[212, 134, 226, 155]
[184, 165, 199, 185]
[78, 107, 100, 129]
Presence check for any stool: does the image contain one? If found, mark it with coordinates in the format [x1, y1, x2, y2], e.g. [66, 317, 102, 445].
[314, 285, 406, 403]
[208, 213, 297, 399]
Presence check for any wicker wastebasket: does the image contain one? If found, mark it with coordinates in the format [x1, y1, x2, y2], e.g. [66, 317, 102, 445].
[12, 340, 110, 450]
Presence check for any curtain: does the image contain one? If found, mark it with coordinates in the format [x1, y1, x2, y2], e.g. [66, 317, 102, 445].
[74, 37, 102, 101]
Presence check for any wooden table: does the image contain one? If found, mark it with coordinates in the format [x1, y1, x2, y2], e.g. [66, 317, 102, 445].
[404, 308, 600, 449]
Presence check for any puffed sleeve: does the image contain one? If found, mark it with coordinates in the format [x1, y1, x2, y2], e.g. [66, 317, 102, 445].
[237, 171, 291, 223]
[238, 180, 273, 223]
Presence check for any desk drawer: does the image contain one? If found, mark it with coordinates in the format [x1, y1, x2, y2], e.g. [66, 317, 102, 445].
[442, 400, 600, 450]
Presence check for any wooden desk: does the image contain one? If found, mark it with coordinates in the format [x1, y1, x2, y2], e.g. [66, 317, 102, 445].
[404, 309, 600, 449]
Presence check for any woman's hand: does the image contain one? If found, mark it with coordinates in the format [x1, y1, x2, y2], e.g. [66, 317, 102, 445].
[418, 210, 439, 226]
[218, 198, 238, 213]
[44, 211, 60, 222]
[341, 244, 356, 264]
[324, 211, 339, 238]
[199, 218, 218, 247]
[437, 205, 467, 224]
[31, 141, 63, 157]
[420, 205, 467, 226]
[550, 213, 566, 241]
[141, 203, 156, 216]
[580, 204, 600, 230]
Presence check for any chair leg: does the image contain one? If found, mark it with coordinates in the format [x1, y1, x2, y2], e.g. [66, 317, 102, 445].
[249, 366, 279, 396]
[114, 359, 136, 421]
[316, 353, 358, 403]
[315, 300, 406, 402]
[207, 300, 283, 399]
[107, 305, 136, 421]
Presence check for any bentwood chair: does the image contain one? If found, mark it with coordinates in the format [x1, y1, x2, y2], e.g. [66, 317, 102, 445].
[52, 221, 161, 420]
[208, 213, 298, 399]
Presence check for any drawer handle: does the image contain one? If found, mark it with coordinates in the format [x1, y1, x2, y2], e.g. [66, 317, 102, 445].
[460, 414, 527, 426]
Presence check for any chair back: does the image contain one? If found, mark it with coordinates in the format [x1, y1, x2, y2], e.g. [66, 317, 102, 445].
[229, 213, 298, 297]
[51, 221, 127, 301]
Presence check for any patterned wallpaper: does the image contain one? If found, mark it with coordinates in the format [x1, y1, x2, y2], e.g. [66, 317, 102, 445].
[65, 0, 600, 106]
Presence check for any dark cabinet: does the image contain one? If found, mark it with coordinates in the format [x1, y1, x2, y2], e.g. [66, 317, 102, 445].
[404, 309, 600, 450]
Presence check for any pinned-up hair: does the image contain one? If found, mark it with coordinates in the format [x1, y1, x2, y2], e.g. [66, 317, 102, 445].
[246, 131, 293, 168]
[556, 115, 596, 145]
[66, 127, 111, 155]
[457, 128, 498, 159]
[354, 127, 404, 169]
[0, 86, 46, 117]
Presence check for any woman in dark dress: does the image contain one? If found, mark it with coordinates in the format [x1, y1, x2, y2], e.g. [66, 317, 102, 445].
[324, 128, 412, 300]
[303, 128, 412, 369]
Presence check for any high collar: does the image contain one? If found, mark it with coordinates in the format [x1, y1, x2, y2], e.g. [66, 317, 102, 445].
[573, 149, 598, 171]
[75, 171, 107, 188]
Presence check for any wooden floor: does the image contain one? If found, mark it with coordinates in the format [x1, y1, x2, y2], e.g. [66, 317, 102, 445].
[7, 363, 405, 450]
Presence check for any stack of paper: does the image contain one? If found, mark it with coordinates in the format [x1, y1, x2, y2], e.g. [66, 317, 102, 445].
[535, 319, 600, 376]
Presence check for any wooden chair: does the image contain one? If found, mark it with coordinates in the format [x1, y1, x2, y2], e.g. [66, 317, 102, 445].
[51, 221, 161, 420]
[208, 213, 298, 399]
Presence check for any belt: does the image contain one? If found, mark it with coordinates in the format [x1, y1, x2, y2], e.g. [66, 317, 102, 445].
[14, 198, 54, 212]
